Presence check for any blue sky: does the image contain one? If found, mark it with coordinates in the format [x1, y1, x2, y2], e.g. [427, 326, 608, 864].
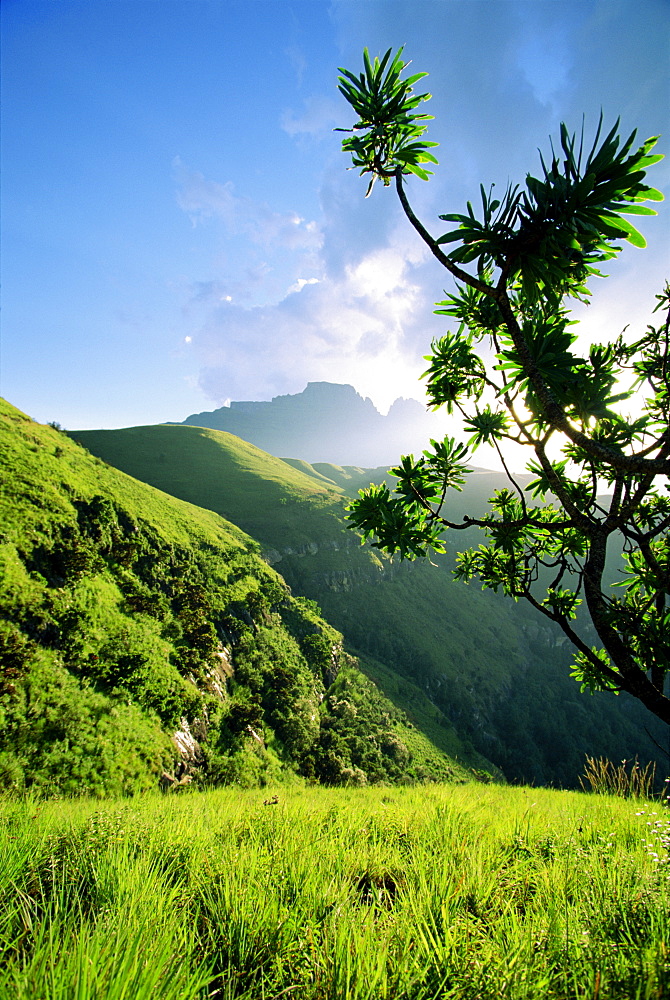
[2, 0, 669, 432]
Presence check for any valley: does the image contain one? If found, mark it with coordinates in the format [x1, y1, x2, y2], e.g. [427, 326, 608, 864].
[71, 416, 668, 789]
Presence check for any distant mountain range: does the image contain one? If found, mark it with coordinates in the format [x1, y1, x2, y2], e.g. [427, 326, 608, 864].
[180, 382, 447, 467]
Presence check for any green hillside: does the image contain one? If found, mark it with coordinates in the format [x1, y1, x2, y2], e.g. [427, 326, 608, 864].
[71, 424, 347, 543]
[0, 398, 479, 796]
[72, 421, 668, 788]
[71, 424, 384, 583]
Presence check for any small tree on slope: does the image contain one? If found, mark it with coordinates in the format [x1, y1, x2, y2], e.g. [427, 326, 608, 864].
[338, 48, 670, 725]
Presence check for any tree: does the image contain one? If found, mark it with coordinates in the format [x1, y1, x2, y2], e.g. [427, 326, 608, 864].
[337, 48, 670, 724]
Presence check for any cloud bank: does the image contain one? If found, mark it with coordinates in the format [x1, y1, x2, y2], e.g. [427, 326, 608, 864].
[175, 0, 669, 418]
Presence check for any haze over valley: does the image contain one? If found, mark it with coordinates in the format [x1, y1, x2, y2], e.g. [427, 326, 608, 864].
[180, 381, 452, 468]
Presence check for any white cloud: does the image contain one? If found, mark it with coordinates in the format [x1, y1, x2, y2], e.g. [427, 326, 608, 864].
[286, 276, 320, 295]
[281, 95, 347, 137]
[173, 158, 323, 251]
[186, 222, 440, 413]
[175, 0, 670, 425]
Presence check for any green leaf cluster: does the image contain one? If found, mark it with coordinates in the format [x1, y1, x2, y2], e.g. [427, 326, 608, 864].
[437, 120, 663, 304]
[347, 439, 470, 561]
[337, 47, 438, 195]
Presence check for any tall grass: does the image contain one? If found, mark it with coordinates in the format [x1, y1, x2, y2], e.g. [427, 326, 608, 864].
[1, 784, 668, 999]
[580, 756, 657, 799]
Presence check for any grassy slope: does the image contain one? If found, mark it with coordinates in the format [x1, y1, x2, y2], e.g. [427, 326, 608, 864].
[72, 423, 498, 774]
[1, 399, 473, 794]
[72, 424, 349, 551]
[73, 425, 529, 771]
[71, 421, 668, 788]
[4, 417, 255, 557]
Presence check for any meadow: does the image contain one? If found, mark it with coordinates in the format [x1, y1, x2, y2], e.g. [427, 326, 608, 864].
[1, 782, 668, 999]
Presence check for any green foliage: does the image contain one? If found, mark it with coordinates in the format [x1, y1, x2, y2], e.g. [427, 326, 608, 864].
[311, 664, 428, 785]
[317, 552, 670, 788]
[336, 47, 438, 195]
[436, 120, 662, 304]
[73, 415, 669, 788]
[0, 400, 463, 796]
[340, 50, 670, 724]
[348, 441, 471, 559]
[0, 647, 171, 797]
[1, 784, 668, 997]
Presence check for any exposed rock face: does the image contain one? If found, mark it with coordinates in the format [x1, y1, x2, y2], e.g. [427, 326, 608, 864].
[172, 717, 202, 761]
[205, 645, 234, 699]
[264, 537, 406, 595]
[181, 382, 445, 467]
[162, 717, 205, 790]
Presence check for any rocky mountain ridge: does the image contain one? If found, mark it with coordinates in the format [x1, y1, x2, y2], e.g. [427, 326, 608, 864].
[181, 381, 447, 467]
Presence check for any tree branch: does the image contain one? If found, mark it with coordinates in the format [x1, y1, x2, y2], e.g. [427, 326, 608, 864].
[395, 171, 495, 297]
[395, 170, 670, 477]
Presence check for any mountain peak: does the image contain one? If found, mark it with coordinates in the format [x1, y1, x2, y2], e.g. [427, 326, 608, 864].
[182, 383, 442, 466]
[303, 381, 360, 397]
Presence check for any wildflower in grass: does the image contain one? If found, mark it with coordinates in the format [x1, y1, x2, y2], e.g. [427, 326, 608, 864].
[636, 806, 670, 879]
